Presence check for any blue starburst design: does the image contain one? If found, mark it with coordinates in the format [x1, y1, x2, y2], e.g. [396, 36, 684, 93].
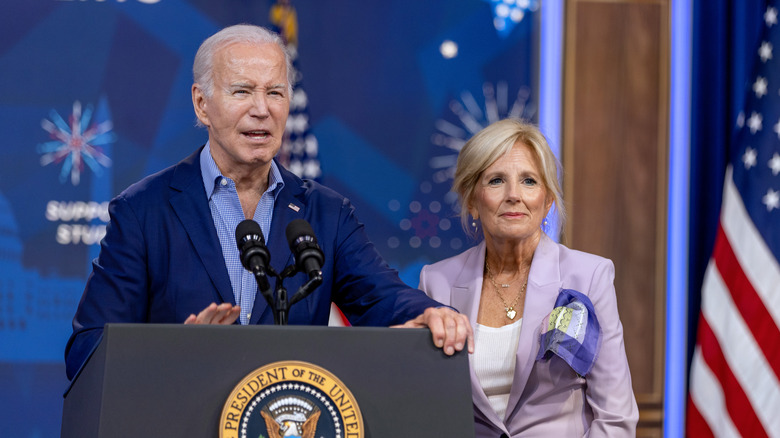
[384, 82, 537, 256]
[484, 0, 538, 38]
[37, 101, 114, 186]
[429, 82, 536, 192]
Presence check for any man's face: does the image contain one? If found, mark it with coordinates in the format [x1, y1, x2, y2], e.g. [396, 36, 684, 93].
[192, 41, 289, 173]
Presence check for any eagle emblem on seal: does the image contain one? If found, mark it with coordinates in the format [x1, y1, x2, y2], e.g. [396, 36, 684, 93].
[260, 395, 321, 438]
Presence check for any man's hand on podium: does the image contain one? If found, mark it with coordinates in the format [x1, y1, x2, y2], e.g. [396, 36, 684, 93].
[180, 303, 474, 358]
[393, 307, 474, 356]
[184, 302, 241, 325]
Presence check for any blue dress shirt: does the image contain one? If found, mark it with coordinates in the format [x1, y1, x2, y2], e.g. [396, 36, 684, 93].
[199, 143, 284, 324]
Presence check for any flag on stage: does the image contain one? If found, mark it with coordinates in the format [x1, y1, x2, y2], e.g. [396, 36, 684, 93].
[270, 0, 321, 181]
[687, 3, 780, 437]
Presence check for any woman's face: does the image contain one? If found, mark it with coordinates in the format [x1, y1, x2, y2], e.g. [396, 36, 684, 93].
[470, 141, 552, 245]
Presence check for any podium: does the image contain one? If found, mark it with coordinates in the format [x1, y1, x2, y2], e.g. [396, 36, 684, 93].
[61, 324, 475, 437]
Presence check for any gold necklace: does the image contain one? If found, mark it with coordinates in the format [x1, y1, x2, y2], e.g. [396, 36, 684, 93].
[485, 261, 527, 320]
[496, 277, 518, 288]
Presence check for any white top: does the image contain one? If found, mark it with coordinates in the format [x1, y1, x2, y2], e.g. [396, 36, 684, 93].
[471, 318, 523, 421]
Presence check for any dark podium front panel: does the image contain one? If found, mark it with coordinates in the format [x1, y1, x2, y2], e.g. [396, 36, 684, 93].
[62, 324, 475, 437]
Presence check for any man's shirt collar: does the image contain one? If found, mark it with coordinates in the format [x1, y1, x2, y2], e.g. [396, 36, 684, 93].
[200, 141, 285, 199]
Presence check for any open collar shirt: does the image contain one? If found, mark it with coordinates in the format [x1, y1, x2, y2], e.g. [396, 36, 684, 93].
[200, 142, 284, 324]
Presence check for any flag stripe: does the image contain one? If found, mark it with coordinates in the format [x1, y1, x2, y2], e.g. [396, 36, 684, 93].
[696, 311, 769, 438]
[713, 224, 780, 381]
[687, 346, 733, 438]
[684, 399, 714, 438]
[721, 169, 780, 328]
[701, 249, 780, 435]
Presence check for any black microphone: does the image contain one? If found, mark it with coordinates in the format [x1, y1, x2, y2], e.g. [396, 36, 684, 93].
[285, 219, 324, 279]
[235, 219, 271, 279]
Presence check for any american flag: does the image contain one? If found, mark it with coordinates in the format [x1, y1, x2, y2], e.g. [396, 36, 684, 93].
[687, 3, 780, 436]
[269, 0, 322, 181]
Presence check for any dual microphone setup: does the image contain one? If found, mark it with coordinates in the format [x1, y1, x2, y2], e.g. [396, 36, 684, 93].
[235, 218, 325, 325]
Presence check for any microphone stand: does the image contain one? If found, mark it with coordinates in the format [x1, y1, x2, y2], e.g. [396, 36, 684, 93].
[289, 272, 323, 307]
[251, 266, 323, 326]
[252, 265, 279, 324]
[273, 265, 298, 326]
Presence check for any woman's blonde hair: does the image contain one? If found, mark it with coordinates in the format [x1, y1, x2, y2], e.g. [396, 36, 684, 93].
[452, 119, 566, 239]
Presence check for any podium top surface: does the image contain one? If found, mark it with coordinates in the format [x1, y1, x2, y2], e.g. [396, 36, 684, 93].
[63, 323, 476, 438]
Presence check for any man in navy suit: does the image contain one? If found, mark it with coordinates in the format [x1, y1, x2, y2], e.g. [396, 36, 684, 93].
[65, 24, 472, 380]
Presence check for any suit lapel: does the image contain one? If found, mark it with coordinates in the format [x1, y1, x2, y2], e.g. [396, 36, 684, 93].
[451, 242, 485, 326]
[453, 243, 508, 427]
[249, 163, 305, 324]
[504, 234, 561, 419]
[168, 148, 234, 305]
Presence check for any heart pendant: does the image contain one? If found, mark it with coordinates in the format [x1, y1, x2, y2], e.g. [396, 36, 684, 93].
[506, 308, 517, 320]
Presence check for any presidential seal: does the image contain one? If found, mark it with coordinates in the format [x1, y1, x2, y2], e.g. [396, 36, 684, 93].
[220, 360, 363, 438]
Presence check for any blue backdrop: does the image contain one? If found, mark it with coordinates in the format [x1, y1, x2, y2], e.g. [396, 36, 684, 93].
[0, 1, 538, 436]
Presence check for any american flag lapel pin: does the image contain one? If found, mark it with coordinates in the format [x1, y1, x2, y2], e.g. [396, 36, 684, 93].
[288, 203, 300, 212]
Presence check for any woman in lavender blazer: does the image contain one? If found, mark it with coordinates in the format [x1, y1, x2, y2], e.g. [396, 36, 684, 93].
[420, 119, 638, 437]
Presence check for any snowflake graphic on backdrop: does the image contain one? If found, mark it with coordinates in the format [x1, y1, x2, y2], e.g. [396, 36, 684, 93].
[388, 82, 536, 254]
[37, 101, 114, 186]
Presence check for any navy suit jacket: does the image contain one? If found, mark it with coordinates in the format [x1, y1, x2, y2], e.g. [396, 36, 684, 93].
[65, 147, 439, 380]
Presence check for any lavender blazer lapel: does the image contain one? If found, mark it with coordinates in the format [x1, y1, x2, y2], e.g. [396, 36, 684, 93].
[451, 242, 509, 428]
[504, 234, 562, 421]
[451, 242, 485, 327]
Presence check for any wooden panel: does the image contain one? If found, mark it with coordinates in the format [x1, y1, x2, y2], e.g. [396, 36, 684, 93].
[563, 0, 669, 435]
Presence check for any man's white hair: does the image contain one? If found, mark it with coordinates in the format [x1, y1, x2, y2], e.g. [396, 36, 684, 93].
[192, 24, 294, 98]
